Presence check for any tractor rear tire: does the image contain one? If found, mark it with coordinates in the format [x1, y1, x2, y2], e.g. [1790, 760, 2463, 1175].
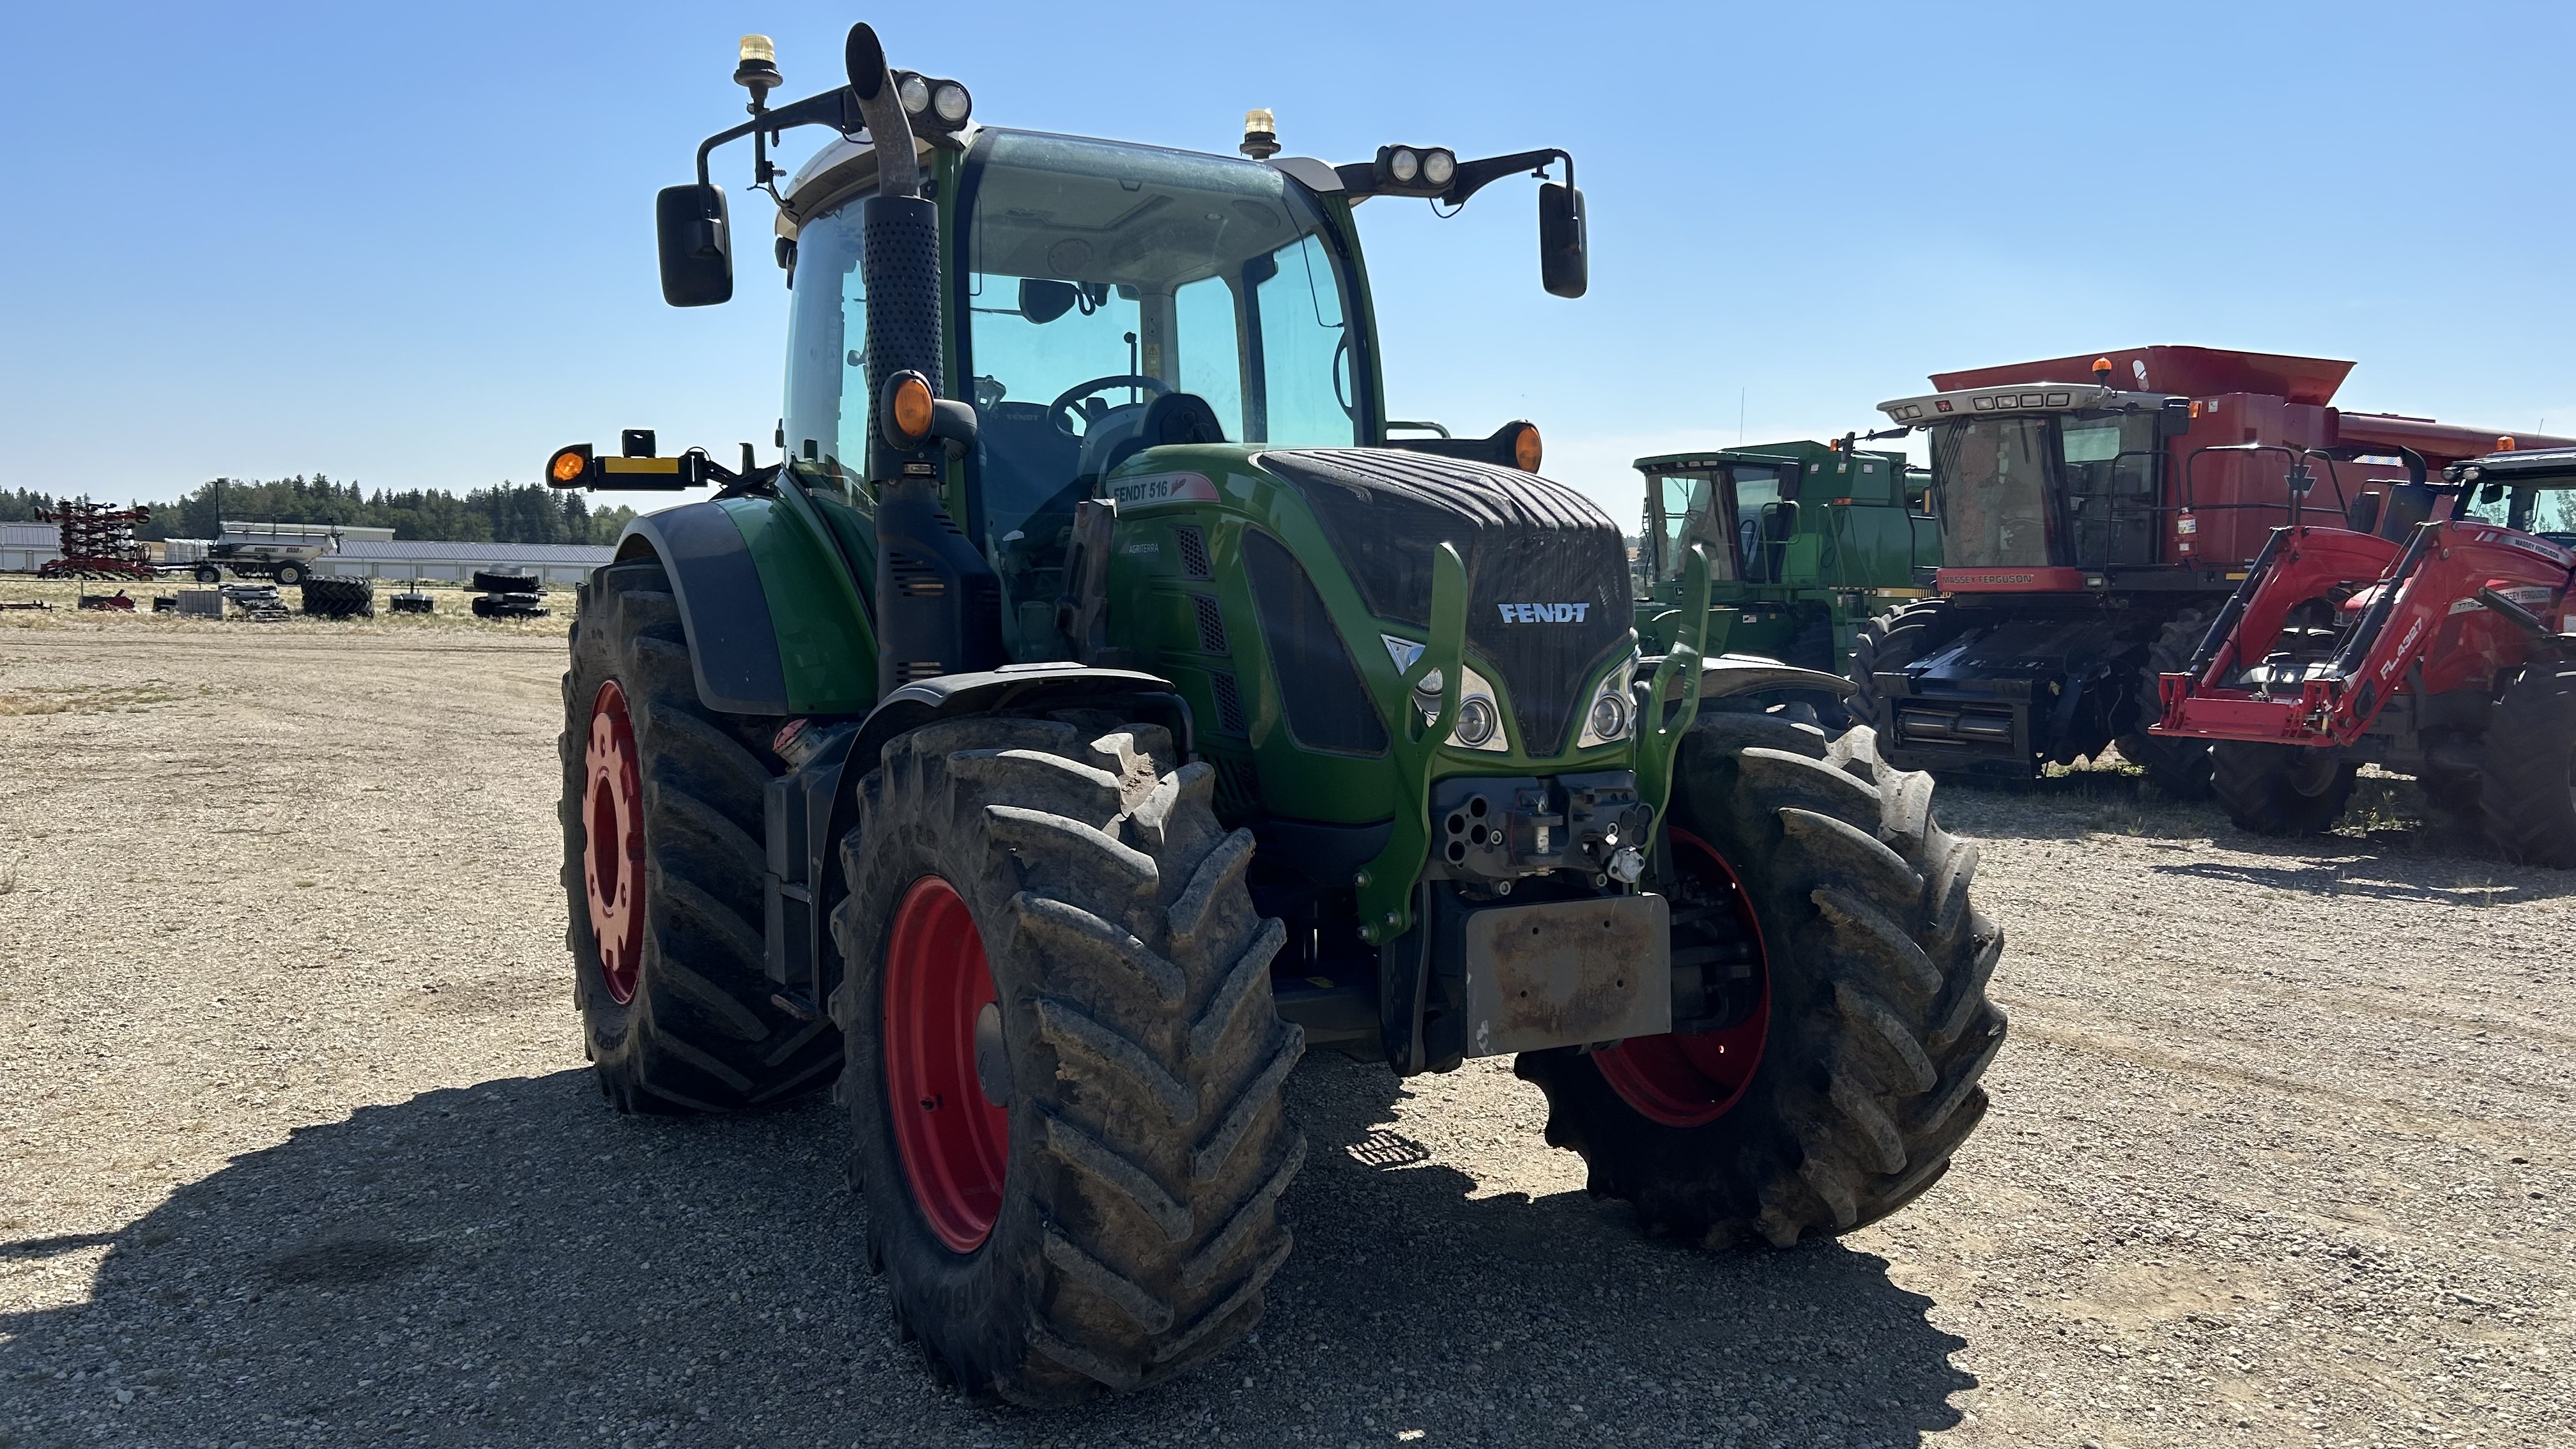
[2477, 662, 2576, 866]
[558, 558, 839, 1113]
[1517, 715, 2005, 1247]
[2211, 741, 2357, 836]
[2113, 611, 2213, 800]
[831, 716, 1303, 1405]
[1844, 598, 1962, 741]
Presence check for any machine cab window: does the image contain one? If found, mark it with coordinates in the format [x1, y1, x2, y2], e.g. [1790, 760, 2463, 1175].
[1648, 470, 1740, 584]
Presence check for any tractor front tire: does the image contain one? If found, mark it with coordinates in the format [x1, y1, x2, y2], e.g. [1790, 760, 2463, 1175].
[2478, 662, 2576, 866]
[557, 558, 840, 1113]
[2113, 611, 2214, 799]
[2210, 741, 2357, 837]
[832, 716, 1303, 1404]
[1517, 716, 2005, 1247]
[1844, 599, 1961, 742]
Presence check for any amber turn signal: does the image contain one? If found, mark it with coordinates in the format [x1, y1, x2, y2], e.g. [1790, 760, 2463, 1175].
[1512, 424, 1543, 473]
[881, 371, 937, 448]
[546, 444, 594, 487]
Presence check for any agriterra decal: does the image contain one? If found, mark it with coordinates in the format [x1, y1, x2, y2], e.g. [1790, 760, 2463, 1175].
[1498, 602, 1591, 623]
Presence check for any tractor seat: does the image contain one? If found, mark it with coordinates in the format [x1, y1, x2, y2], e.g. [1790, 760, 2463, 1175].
[1101, 392, 1227, 477]
[2375, 482, 2438, 539]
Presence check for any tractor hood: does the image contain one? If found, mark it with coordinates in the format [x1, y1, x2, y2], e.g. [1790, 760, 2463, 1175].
[1250, 447, 1631, 757]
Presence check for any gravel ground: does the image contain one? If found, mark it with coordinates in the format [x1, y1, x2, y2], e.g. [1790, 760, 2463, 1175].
[2, 619, 2570, 1448]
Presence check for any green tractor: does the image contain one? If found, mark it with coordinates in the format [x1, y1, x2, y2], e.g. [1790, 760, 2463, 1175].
[548, 24, 2004, 1406]
[1634, 436, 1940, 675]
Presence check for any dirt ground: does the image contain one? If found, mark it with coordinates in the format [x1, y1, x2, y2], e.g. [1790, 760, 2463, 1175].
[2, 613, 2570, 1449]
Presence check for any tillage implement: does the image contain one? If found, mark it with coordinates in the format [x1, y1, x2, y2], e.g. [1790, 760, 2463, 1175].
[547, 24, 2004, 1404]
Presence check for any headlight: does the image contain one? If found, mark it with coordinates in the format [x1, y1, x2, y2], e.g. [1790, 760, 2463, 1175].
[931, 82, 972, 124]
[1388, 147, 1420, 183]
[1577, 661, 1638, 747]
[898, 73, 930, 115]
[1454, 696, 1498, 747]
[1588, 690, 1629, 742]
[1402, 655, 1510, 753]
[1422, 148, 1456, 188]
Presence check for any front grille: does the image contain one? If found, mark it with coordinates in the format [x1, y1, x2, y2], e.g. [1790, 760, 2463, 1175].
[1243, 531, 1388, 755]
[1207, 670, 1248, 735]
[1256, 448, 1629, 755]
[1192, 594, 1229, 654]
[1174, 524, 1213, 578]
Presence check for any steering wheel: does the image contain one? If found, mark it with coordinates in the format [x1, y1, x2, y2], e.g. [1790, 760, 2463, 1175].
[1049, 374, 1169, 433]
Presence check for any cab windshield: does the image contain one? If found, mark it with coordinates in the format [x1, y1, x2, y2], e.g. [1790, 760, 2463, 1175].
[2464, 482, 2576, 546]
[1647, 471, 1740, 584]
[1929, 418, 2055, 568]
[1928, 411, 2161, 569]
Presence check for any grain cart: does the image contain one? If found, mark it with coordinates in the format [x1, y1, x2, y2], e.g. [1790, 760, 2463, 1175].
[1848, 346, 2564, 795]
[194, 520, 341, 586]
[1634, 435, 1938, 668]
[547, 24, 2002, 1404]
[2150, 445, 2576, 859]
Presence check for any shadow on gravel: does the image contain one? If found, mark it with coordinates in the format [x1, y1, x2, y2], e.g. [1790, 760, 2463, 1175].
[1, 1058, 1972, 1448]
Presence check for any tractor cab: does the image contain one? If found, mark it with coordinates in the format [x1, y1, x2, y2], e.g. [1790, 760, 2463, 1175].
[2454, 446, 2576, 549]
[1633, 439, 1935, 670]
[781, 129, 1379, 656]
[1879, 379, 2186, 583]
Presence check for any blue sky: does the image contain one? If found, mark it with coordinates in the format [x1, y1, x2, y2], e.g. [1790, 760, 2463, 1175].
[5, 1, 2573, 525]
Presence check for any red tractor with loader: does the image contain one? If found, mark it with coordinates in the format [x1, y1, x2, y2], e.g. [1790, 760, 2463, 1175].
[2150, 444, 2576, 861]
[1849, 346, 2564, 796]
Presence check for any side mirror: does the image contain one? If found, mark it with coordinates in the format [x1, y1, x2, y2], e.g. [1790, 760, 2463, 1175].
[1538, 181, 1587, 299]
[655, 184, 735, 307]
[1018, 278, 1078, 325]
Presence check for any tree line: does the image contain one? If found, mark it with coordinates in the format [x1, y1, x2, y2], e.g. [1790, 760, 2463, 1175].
[0, 477, 638, 546]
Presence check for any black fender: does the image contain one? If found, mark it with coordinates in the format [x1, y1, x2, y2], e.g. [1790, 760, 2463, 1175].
[613, 504, 793, 716]
[760, 664, 1195, 1011]
[1659, 651, 1857, 703]
[846, 663, 1194, 776]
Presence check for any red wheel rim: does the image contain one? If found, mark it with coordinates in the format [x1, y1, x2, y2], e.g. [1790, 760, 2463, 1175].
[883, 876, 1011, 1253]
[582, 680, 646, 1006]
[1595, 827, 1772, 1127]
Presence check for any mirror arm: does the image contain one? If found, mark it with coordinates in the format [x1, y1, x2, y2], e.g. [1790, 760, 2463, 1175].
[693, 87, 864, 188]
[1440, 148, 1570, 208]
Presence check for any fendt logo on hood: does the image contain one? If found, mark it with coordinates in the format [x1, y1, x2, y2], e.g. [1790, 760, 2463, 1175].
[1497, 602, 1590, 623]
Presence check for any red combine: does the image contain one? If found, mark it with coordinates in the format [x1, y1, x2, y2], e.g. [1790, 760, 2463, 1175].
[1847, 346, 2568, 795]
[2152, 445, 2576, 862]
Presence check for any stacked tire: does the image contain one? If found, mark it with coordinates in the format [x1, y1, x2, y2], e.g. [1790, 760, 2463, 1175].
[472, 569, 548, 618]
[298, 576, 375, 618]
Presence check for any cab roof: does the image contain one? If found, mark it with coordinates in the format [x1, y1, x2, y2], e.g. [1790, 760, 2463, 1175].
[2450, 447, 2576, 487]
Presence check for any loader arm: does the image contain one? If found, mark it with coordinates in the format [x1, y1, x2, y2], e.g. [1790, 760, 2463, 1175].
[2158, 519, 2576, 746]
